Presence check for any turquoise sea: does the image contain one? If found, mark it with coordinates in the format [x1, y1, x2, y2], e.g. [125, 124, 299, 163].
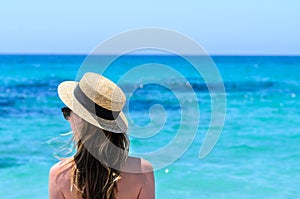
[0, 55, 300, 198]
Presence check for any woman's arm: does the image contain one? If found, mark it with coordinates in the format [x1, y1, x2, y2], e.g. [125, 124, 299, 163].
[49, 163, 65, 199]
[138, 159, 155, 199]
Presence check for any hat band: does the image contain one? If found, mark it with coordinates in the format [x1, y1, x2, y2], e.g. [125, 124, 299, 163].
[74, 85, 120, 120]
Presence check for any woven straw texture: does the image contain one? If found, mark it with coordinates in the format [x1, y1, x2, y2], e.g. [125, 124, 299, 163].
[58, 72, 128, 133]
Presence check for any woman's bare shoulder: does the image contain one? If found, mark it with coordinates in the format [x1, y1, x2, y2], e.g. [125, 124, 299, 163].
[49, 158, 75, 199]
[116, 157, 154, 198]
[123, 156, 153, 173]
[49, 158, 73, 185]
[118, 157, 155, 199]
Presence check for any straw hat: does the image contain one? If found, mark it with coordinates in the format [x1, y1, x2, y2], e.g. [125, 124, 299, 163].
[58, 72, 128, 133]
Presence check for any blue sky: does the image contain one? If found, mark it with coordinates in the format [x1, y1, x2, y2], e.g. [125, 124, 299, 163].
[0, 0, 299, 55]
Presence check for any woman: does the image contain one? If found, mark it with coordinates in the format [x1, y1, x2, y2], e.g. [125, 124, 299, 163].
[49, 72, 155, 199]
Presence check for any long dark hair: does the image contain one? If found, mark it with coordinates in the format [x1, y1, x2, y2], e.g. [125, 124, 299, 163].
[70, 114, 129, 199]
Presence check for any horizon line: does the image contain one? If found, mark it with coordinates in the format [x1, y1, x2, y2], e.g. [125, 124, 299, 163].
[0, 53, 300, 57]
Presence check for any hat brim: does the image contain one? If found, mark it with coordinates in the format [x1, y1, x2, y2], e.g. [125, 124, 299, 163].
[58, 81, 128, 133]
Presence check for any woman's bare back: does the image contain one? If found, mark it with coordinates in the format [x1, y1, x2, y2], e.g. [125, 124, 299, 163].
[49, 156, 155, 199]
